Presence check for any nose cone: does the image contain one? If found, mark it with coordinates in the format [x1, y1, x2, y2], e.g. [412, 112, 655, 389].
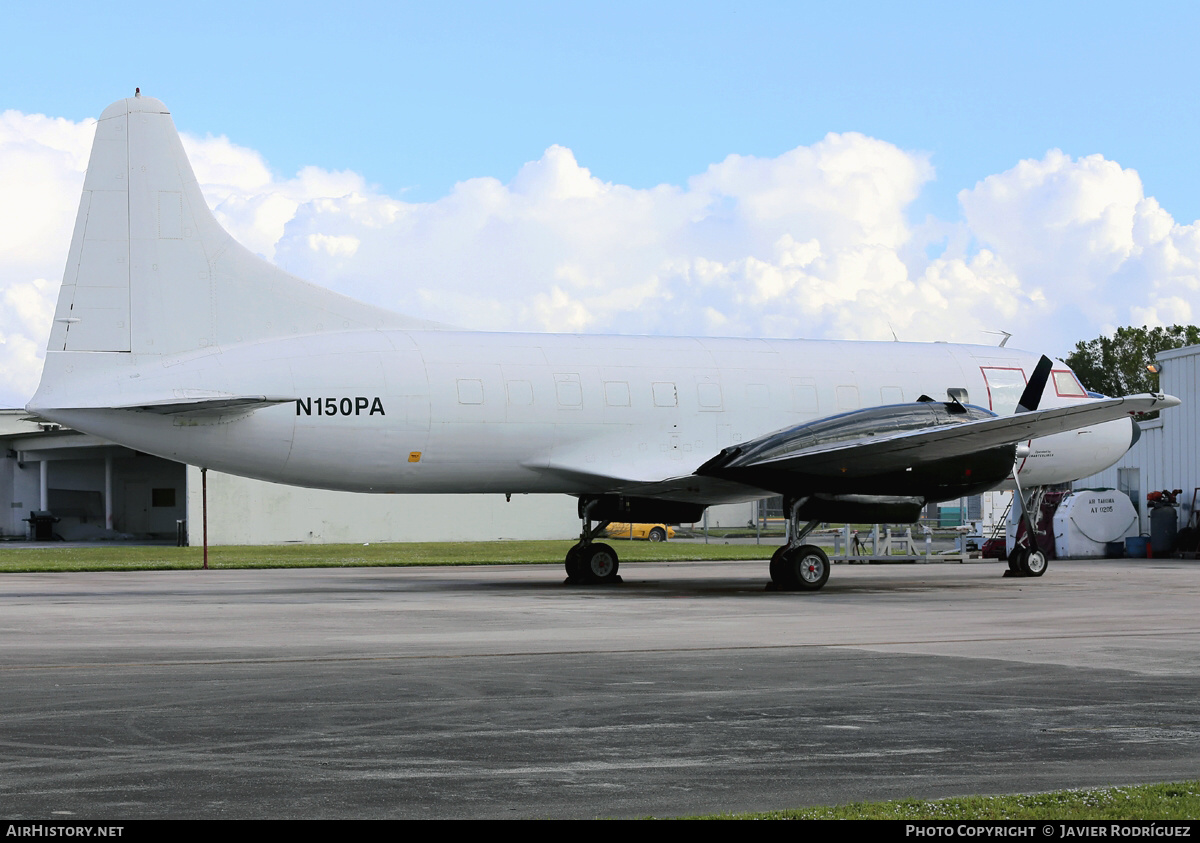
[1129, 417, 1142, 450]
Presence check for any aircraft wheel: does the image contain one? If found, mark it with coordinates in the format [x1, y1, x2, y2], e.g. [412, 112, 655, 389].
[771, 545, 830, 591]
[582, 543, 620, 583]
[769, 545, 789, 584]
[1014, 547, 1048, 577]
[564, 545, 586, 581]
[648, 527, 667, 543]
[1007, 548, 1022, 573]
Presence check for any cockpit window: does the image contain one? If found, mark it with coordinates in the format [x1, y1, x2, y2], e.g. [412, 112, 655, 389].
[1053, 370, 1088, 398]
[980, 367, 1026, 415]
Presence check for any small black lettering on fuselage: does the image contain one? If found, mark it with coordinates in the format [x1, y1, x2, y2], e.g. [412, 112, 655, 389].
[296, 397, 385, 416]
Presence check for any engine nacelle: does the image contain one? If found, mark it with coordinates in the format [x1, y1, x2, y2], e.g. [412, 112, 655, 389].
[578, 495, 708, 525]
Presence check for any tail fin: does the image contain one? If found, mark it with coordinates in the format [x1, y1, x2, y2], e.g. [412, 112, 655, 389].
[46, 94, 432, 357]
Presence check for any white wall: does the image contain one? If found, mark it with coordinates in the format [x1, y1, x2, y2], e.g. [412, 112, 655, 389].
[0, 453, 19, 538]
[980, 490, 1012, 534]
[1072, 344, 1200, 533]
[186, 466, 579, 545]
[4, 457, 42, 538]
[698, 502, 757, 529]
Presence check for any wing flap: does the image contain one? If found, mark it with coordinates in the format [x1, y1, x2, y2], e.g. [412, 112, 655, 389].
[531, 456, 770, 504]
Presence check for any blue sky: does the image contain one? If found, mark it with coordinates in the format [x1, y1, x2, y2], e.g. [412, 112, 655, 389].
[1, 1, 1199, 407]
[5, 1, 1198, 219]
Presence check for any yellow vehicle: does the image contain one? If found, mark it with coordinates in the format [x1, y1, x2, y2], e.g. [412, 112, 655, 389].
[600, 523, 675, 542]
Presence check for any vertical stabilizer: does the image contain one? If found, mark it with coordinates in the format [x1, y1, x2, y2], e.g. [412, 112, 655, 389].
[46, 95, 433, 360]
[49, 97, 141, 352]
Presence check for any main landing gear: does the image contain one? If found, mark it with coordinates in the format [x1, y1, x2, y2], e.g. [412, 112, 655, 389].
[768, 497, 830, 592]
[1007, 470, 1049, 579]
[564, 500, 621, 584]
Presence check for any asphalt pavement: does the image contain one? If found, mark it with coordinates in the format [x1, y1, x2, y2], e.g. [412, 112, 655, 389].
[1, 557, 1197, 818]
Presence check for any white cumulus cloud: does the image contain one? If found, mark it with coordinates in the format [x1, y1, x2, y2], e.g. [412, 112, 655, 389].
[0, 110, 92, 409]
[1, 109, 1199, 411]
[960, 149, 1200, 338]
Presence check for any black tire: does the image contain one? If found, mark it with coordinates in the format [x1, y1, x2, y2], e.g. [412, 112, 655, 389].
[1007, 547, 1022, 573]
[564, 545, 585, 581]
[770, 544, 830, 592]
[769, 545, 789, 584]
[648, 527, 667, 543]
[582, 543, 620, 583]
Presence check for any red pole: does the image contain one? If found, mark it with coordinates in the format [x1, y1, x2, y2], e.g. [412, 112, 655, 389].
[202, 467, 208, 570]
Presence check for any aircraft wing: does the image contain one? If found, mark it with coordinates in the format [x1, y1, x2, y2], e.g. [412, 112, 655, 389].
[531, 453, 769, 504]
[697, 392, 1178, 480]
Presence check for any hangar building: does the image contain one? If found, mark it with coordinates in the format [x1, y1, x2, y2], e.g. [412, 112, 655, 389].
[0, 410, 578, 544]
[1072, 343, 1200, 534]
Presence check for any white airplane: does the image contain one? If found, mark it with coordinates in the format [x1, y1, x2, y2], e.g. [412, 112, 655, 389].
[26, 94, 1179, 590]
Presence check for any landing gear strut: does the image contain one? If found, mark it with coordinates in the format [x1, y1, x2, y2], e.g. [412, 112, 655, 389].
[769, 496, 830, 592]
[564, 500, 621, 584]
[1008, 469, 1049, 578]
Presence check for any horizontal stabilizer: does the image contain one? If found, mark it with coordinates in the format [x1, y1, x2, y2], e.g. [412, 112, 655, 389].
[105, 396, 294, 418]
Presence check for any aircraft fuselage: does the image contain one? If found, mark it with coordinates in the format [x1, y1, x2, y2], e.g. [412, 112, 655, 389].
[33, 329, 1134, 504]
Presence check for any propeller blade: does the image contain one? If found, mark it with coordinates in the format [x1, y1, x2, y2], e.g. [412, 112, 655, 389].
[1016, 355, 1053, 413]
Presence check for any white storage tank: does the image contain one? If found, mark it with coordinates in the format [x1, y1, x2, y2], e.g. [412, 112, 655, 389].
[1053, 489, 1139, 558]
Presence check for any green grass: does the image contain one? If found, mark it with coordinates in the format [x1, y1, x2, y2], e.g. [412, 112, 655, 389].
[0, 539, 781, 573]
[697, 781, 1200, 820]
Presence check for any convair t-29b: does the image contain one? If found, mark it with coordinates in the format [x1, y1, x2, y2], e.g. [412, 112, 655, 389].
[27, 95, 1179, 590]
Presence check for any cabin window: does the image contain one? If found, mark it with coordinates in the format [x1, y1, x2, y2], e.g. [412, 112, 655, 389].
[555, 373, 582, 407]
[793, 385, 818, 415]
[604, 381, 630, 407]
[980, 367, 1026, 414]
[836, 385, 860, 410]
[652, 382, 677, 407]
[456, 379, 484, 404]
[697, 382, 722, 409]
[946, 387, 969, 404]
[507, 380, 533, 406]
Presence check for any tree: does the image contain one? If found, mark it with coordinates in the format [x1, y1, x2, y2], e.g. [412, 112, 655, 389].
[1066, 325, 1200, 397]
